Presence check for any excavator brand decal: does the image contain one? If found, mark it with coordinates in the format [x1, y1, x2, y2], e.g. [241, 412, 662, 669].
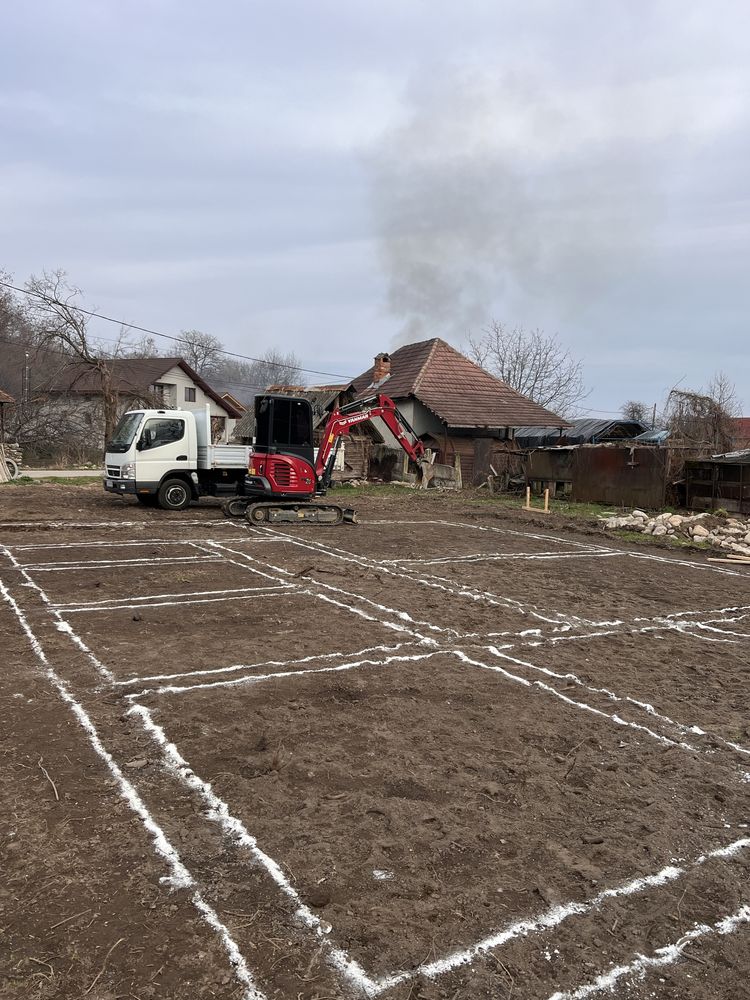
[339, 413, 371, 426]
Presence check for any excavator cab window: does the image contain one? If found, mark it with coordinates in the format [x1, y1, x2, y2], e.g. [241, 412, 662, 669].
[254, 395, 314, 465]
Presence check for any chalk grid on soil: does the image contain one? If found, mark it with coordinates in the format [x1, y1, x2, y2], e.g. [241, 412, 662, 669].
[2, 515, 750, 999]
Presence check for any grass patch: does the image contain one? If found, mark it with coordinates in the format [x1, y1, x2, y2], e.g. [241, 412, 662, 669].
[1, 475, 102, 486]
[615, 529, 710, 550]
[332, 482, 623, 521]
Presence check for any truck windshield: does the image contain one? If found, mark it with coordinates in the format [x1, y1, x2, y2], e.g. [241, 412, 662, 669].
[107, 412, 143, 453]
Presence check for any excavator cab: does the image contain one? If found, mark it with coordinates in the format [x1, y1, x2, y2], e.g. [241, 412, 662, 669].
[254, 395, 315, 467]
[229, 393, 355, 524]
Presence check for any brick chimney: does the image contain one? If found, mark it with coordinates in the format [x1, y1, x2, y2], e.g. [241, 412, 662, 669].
[373, 352, 391, 382]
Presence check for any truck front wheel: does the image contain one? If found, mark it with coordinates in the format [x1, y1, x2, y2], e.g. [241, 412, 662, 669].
[158, 478, 192, 511]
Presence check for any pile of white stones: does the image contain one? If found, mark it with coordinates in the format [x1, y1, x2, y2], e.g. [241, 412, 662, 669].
[600, 509, 750, 556]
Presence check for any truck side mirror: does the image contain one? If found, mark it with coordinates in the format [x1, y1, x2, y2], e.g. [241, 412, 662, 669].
[136, 437, 144, 451]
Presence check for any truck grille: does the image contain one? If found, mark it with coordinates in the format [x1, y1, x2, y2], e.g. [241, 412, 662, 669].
[271, 461, 294, 487]
[106, 465, 121, 478]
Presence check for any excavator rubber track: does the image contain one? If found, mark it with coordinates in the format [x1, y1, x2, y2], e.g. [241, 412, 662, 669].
[221, 497, 252, 518]
[246, 502, 358, 525]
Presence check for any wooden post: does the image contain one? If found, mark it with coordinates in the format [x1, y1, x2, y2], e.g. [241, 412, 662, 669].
[454, 453, 462, 490]
[543, 488, 550, 513]
[525, 486, 531, 510]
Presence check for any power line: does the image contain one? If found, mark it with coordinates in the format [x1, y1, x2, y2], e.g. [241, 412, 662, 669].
[0, 279, 354, 382]
[577, 407, 628, 416]
[0, 333, 346, 398]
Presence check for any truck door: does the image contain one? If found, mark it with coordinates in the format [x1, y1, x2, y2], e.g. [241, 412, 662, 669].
[135, 415, 190, 487]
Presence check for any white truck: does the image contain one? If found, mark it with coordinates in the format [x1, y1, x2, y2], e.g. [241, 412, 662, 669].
[104, 405, 252, 509]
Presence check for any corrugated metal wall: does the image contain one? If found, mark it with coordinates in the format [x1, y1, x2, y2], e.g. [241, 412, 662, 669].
[527, 446, 668, 508]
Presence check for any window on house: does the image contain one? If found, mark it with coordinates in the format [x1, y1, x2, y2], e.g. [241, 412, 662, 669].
[153, 383, 176, 406]
[185, 387, 196, 402]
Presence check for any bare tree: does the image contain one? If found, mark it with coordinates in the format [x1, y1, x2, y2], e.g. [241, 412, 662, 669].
[467, 322, 587, 416]
[707, 371, 740, 420]
[125, 333, 160, 358]
[621, 400, 649, 423]
[214, 348, 305, 406]
[247, 348, 304, 389]
[0, 272, 37, 348]
[663, 371, 740, 454]
[24, 270, 132, 440]
[177, 329, 223, 377]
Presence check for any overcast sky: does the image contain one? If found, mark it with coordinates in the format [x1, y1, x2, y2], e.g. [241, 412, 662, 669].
[2, 1, 748, 414]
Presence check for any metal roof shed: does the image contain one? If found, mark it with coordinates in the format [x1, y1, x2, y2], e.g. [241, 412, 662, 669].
[514, 418, 647, 448]
[685, 452, 750, 514]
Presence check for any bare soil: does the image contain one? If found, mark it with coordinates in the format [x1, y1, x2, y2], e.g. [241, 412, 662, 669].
[1, 482, 749, 1000]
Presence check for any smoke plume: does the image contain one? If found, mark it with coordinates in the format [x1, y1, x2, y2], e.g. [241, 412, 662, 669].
[368, 66, 671, 346]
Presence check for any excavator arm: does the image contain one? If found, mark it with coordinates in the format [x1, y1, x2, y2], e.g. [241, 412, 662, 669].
[316, 394, 427, 489]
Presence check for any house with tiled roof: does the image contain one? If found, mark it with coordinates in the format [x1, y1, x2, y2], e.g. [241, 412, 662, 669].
[44, 357, 243, 446]
[349, 338, 568, 483]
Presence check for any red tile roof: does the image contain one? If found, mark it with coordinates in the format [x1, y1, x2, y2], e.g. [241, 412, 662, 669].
[733, 417, 750, 445]
[351, 338, 568, 429]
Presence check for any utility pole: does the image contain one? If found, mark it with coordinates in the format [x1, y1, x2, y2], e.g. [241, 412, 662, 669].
[21, 352, 30, 412]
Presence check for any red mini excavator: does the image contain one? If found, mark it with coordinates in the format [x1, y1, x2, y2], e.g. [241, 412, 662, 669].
[221, 393, 428, 524]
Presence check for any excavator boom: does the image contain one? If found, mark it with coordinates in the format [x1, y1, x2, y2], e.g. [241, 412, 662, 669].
[316, 394, 426, 488]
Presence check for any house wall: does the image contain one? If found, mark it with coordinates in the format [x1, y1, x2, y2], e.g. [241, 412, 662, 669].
[368, 397, 445, 450]
[155, 365, 236, 441]
[422, 434, 517, 486]
[394, 399, 445, 437]
[337, 437, 370, 480]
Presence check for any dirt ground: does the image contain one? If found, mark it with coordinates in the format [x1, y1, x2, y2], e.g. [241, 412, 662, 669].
[1, 482, 749, 1000]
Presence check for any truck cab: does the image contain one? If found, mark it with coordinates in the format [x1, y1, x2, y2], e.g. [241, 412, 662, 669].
[104, 406, 251, 509]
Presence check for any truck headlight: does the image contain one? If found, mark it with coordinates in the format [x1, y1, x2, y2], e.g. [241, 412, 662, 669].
[121, 462, 136, 479]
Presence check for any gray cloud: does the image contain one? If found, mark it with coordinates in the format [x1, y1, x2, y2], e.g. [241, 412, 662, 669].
[368, 58, 748, 365]
[1, 1, 748, 408]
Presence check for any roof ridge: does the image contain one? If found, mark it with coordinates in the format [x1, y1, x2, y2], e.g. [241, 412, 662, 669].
[412, 338, 441, 394]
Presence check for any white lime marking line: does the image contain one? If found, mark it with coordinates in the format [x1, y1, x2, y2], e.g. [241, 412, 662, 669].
[546, 903, 750, 1000]
[0, 576, 266, 1000]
